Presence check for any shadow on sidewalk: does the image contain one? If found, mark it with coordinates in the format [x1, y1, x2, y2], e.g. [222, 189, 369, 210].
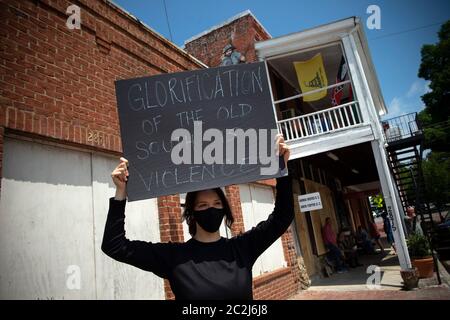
[308, 249, 403, 291]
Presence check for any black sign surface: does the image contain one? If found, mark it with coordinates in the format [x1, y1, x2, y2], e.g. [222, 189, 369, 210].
[115, 62, 286, 201]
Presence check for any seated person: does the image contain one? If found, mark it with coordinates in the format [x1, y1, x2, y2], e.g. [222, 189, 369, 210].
[322, 217, 347, 273]
[337, 230, 363, 268]
[355, 226, 375, 254]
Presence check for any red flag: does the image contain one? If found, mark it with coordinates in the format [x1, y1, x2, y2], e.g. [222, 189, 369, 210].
[331, 56, 351, 106]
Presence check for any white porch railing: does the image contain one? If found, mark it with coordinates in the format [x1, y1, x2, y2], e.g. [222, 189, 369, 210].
[277, 101, 364, 141]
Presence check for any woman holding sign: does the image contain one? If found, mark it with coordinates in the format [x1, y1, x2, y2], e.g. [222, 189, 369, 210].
[101, 135, 293, 300]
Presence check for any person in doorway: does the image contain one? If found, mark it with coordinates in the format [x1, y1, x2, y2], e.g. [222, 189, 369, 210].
[102, 135, 292, 300]
[381, 212, 397, 254]
[369, 220, 384, 254]
[322, 217, 347, 273]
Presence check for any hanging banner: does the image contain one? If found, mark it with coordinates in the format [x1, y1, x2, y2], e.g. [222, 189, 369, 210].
[293, 53, 328, 102]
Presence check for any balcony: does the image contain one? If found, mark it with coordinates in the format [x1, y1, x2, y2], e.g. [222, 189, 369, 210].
[381, 112, 423, 150]
[254, 18, 388, 159]
[277, 101, 363, 141]
[275, 100, 373, 159]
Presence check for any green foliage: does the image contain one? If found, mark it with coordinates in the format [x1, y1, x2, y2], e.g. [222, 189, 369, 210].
[418, 20, 450, 152]
[422, 152, 450, 209]
[370, 193, 384, 208]
[407, 233, 431, 258]
[416, 20, 450, 216]
[421, 125, 449, 151]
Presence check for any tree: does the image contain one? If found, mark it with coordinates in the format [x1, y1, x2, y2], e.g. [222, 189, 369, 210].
[422, 152, 450, 215]
[418, 20, 450, 152]
[370, 193, 385, 216]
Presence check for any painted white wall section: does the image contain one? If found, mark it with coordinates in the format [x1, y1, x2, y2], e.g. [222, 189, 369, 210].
[0, 138, 164, 299]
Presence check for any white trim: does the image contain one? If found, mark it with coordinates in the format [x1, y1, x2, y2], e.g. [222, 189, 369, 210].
[184, 10, 272, 45]
[264, 60, 280, 128]
[348, 34, 382, 140]
[371, 140, 411, 269]
[264, 42, 340, 62]
[255, 17, 357, 59]
[351, 28, 388, 116]
[287, 124, 374, 159]
[341, 35, 371, 130]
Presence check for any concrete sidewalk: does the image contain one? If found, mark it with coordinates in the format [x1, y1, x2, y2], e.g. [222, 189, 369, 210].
[290, 248, 450, 299]
[306, 249, 404, 291]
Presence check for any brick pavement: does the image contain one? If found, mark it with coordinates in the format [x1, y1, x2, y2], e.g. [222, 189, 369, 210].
[290, 285, 450, 300]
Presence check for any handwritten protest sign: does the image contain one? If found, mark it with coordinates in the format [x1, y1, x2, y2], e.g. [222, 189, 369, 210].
[115, 62, 286, 201]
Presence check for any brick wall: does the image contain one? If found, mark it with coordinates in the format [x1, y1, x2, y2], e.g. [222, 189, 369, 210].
[225, 185, 246, 235]
[0, 0, 306, 300]
[0, 0, 202, 169]
[0, 0, 200, 299]
[184, 13, 270, 67]
[225, 182, 303, 299]
[158, 194, 184, 300]
[185, 12, 309, 300]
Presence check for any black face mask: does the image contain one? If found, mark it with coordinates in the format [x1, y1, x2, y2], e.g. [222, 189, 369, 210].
[193, 207, 225, 233]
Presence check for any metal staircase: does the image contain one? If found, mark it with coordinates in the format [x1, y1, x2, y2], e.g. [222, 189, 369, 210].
[382, 113, 432, 227]
[382, 112, 442, 283]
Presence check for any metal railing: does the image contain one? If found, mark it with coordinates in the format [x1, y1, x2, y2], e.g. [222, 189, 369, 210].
[277, 101, 363, 142]
[381, 112, 422, 143]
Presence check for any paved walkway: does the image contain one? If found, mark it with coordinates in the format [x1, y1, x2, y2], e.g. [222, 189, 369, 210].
[291, 286, 450, 300]
[306, 249, 404, 291]
[290, 248, 450, 300]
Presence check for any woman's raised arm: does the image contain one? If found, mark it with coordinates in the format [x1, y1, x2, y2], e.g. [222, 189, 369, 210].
[101, 157, 172, 279]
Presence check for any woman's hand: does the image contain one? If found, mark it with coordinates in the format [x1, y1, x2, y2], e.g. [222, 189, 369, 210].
[111, 157, 129, 200]
[276, 134, 290, 169]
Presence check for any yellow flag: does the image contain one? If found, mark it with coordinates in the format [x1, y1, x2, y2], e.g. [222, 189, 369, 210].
[293, 53, 328, 102]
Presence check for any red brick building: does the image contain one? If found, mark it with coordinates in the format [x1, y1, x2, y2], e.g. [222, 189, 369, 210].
[184, 10, 307, 299]
[0, 0, 305, 299]
[184, 10, 271, 68]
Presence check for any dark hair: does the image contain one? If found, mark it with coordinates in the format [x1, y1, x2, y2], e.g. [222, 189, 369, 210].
[182, 188, 234, 236]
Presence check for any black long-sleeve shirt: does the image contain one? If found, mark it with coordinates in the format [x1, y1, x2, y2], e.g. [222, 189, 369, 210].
[101, 176, 294, 300]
